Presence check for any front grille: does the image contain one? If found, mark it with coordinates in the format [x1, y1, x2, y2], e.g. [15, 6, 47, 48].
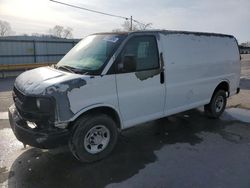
[13, 86, 37, 113]
[13, 86, 26, 103]
[12, 87, 54, 125]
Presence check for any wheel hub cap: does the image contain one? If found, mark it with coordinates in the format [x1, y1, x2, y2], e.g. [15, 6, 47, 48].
[215, 96, 224, 113]
[84, 125, 110, 154]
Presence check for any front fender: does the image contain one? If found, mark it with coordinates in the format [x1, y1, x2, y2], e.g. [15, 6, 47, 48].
[68, 103, 124, 129]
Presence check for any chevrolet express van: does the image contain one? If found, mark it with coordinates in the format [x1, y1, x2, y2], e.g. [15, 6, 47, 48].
[9, 30, 240, 162]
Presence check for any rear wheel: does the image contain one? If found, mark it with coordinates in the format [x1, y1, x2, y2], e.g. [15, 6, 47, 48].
[69, 114, 118, 163]
[204, 90, 227, 118]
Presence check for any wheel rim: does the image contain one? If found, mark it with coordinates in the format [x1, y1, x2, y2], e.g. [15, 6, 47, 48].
[215, 96, 224, 113]
[84, 125, 110, 154]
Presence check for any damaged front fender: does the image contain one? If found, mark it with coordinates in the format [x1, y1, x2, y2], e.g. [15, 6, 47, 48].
[14, 66, 89, 124]
[44, 78, 87, 122]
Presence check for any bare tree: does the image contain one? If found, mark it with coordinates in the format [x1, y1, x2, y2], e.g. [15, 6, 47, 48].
[112, 20, 152, 32]
[121, 20, 138, 31]
[49, 25, 73, 38]
[49, 25, 63, 38]
[137, 22, 153, 30]
[63, 27, 73, 39]
[0, 20, 13, 36]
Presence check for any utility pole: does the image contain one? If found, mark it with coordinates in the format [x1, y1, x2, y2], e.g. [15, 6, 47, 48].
[50, 1, 148, 32]
[130, 16, 133, 31]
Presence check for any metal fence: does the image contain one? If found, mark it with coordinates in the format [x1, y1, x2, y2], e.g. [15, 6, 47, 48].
[0, 37, 80, 66]
[239, 46, 250, 54]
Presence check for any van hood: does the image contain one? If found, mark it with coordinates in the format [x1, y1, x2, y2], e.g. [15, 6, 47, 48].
[15, 66, 87, 95]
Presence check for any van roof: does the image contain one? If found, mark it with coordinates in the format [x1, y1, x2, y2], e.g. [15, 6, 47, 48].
[94, 30, 234, 39]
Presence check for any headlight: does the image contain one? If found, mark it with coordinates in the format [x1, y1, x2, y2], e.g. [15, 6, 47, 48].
[36, 98, 53, 113]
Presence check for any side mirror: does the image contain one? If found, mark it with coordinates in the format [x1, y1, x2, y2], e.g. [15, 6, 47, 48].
[118, 55, 136, 73]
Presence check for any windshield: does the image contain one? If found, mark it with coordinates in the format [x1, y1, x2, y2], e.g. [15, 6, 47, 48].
[56, 34, 126, 74]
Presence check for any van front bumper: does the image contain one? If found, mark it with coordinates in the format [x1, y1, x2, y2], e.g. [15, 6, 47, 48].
[8, 105, 70, 149]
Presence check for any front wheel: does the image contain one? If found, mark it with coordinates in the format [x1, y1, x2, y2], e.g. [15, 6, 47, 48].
[69, 114, 118, 163]
[204, 90, 227, 118]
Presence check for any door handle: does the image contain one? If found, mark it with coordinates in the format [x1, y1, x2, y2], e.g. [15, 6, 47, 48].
[160, 71, 164, 84]
[160, 52, 165, 84]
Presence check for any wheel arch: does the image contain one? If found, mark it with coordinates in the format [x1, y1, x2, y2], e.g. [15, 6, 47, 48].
[211, 81, 230, 100]
[69, 104, 123, 130]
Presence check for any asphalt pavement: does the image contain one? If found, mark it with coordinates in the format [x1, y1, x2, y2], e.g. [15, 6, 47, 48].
[0, 55, 250, 188]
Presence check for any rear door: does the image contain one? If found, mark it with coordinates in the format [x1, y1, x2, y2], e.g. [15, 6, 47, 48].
[115, 35, 165, 128]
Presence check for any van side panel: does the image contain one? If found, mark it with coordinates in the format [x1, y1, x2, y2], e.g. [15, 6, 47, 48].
[160, 33, 240, 115]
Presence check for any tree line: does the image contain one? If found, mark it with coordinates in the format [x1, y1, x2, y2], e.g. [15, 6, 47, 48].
[0, 20, 74, 39]
[0, 19, 153, 39]
[1, 19, 249, 46]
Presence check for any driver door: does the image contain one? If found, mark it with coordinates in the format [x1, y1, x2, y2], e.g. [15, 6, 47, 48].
[115, 35, 165, 128]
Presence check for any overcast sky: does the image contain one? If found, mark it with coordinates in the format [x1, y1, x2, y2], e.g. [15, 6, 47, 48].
[0, 0, 249, 42]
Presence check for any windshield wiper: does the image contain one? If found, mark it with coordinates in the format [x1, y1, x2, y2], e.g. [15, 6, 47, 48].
[56, 65, 90, 75]
[56, 65, 76, 73]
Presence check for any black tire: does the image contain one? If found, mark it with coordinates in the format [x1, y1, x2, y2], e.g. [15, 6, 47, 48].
[204, 90, 227, 119]
[69, 113, 118, 163]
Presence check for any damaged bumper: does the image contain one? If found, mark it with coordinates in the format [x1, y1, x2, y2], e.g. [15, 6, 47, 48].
[8, 105, 70, 149]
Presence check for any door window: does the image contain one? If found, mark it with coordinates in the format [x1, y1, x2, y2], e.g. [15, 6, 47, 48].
[117, 36, 159, 73]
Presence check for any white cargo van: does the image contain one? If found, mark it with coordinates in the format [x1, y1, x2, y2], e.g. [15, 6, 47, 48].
[9, 30, 240, 162]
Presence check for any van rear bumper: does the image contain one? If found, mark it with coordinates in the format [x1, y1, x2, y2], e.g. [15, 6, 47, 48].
[8, 105, 70, 149]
